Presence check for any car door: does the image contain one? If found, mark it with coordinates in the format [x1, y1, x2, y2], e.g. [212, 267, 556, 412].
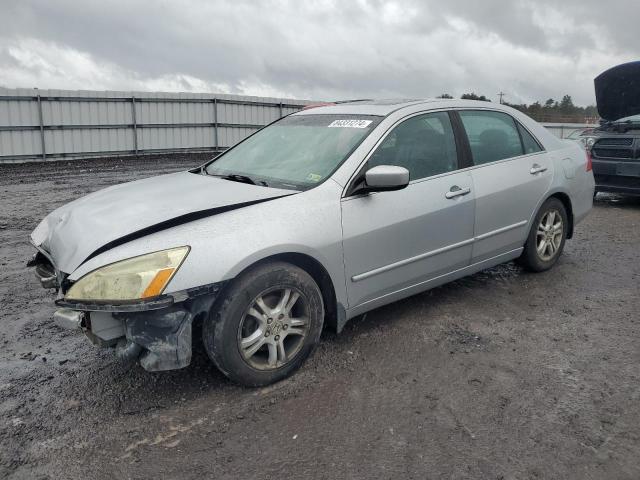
[456, 109, 552, 263]
[341, 111, 475, 309]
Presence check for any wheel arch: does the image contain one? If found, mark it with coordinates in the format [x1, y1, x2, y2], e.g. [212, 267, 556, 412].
[228, 252, 342, 333]
[547, 191, 574, 239]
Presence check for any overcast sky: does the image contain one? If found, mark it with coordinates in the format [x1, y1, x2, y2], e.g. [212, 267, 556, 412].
[1, 0, 638, 105]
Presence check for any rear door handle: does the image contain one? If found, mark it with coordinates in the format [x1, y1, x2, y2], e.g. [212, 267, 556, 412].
[530, 164, 548, 175]
[445, 185, 471, 199]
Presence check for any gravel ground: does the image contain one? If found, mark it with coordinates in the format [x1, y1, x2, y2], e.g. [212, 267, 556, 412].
[0, 155, 639, 480]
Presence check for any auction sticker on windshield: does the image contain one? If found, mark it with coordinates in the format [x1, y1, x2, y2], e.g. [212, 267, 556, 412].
[328, 119, 373, 128]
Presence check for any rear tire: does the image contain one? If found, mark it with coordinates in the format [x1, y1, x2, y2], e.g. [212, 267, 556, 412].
[202, 261, 324, 387]
[518, 197, 568, 272]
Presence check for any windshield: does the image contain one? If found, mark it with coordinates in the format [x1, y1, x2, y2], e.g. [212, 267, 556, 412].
[567, 130, 582, 139]
[204, 114, 382, 190]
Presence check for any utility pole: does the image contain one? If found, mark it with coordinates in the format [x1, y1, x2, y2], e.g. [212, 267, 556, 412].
[497, 91, 506, 104]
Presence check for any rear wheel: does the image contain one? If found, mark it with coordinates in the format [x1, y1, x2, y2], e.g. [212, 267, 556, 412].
[518, 197, 568, 272]
[202, 261, 324, 387]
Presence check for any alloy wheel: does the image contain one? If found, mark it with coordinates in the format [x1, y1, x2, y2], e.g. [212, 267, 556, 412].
[237, 287, 310, 370]
[536, 209, 563, 261]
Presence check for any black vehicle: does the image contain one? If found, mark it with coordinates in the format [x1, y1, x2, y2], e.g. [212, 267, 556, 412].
[591, 61, 640, 196]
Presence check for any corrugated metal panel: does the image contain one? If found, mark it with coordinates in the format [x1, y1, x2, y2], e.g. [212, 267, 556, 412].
[0, 99, 40, 126]
[45, 128, 133, 154]
[0, 130, 42, 156]
[0, 87, 312, 162]
[138, 126, 215, 150]
[218, 126, 259, 147]
[217, 102, 279, 125]
[136, 99, 215, 124]
[43, 99, 132, 126]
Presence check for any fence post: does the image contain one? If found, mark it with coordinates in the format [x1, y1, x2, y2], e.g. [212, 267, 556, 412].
[36, 94, 46, 160]
[279, 102, 283, 118]
[213, 98, 219, 152]
[131, 96, 138, 154]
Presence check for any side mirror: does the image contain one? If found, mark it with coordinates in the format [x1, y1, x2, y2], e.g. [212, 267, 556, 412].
[362, 165, 410, 193]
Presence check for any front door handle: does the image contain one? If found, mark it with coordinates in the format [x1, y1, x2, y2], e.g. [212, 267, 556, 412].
[445, 185, 471, 199]
[530, 163, 548, 175]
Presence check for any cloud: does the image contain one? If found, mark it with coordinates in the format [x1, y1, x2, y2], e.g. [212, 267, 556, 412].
[1, 0, 638, 105]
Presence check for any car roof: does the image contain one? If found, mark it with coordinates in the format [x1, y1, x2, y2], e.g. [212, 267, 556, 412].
[292, 98, 507, 117]
[291, 98, 564, 157]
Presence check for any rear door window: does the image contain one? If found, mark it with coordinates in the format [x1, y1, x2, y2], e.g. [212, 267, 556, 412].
[459, 110, 524, 165]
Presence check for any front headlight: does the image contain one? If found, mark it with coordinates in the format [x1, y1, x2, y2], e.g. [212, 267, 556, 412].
[584, 137, 596, 148]
[66, 246, 190, 301]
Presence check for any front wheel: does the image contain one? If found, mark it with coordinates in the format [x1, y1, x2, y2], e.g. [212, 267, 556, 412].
[202, 261, 324, 387]
[518, 197, 568, 272]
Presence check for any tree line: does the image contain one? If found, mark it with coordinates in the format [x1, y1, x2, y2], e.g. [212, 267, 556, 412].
[436, 93, 599, 122]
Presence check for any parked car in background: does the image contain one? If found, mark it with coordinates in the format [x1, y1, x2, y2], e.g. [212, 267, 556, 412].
[567, 128, 596, 149]
[592, 61, 640, 196]
[28, 99, 594, 386]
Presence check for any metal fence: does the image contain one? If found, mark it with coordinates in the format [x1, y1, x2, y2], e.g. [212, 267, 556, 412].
[540, 122, 598, 139]
[0, 88, 599, 162]
[0, 88, 312, 162]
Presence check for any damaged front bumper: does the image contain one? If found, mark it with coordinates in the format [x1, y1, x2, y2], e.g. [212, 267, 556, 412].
[52, 283, 224, 371]
[30, 248, 225, 371]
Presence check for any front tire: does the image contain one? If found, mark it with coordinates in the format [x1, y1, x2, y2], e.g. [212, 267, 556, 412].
[518, 197, 568, 272]
[202, 261, 324, 387]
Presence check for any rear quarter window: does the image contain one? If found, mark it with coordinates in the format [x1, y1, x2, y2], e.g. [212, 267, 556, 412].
[517, 123, 543, 154]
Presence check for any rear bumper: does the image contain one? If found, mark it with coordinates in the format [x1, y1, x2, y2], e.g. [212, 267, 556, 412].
[592, 160, 640, 195]
[593, 180, 640, 195]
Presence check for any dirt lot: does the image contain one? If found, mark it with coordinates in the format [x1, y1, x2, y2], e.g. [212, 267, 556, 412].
[0, 155, 638, 479]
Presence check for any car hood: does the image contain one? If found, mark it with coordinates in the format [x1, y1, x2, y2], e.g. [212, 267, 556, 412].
[595, 61, 640, 121]
[31, 171, 292, 273]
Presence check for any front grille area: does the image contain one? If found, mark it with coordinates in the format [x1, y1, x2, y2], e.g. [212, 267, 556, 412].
[592, 148, 633, 159]
[595, 137, 634, 146]
[31, 251, 60, 289]
[35, 260, 55, 279]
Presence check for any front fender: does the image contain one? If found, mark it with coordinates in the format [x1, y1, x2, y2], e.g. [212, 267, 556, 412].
[67, 180, 347, 308]
[223, 243, 341, 288]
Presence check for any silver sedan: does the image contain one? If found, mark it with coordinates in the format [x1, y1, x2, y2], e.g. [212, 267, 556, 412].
[29, 99, 595, 386]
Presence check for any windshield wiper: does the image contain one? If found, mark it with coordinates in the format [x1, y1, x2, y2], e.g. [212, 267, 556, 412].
[220, 174, 256, 185]
[208, 172, 269, 187]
